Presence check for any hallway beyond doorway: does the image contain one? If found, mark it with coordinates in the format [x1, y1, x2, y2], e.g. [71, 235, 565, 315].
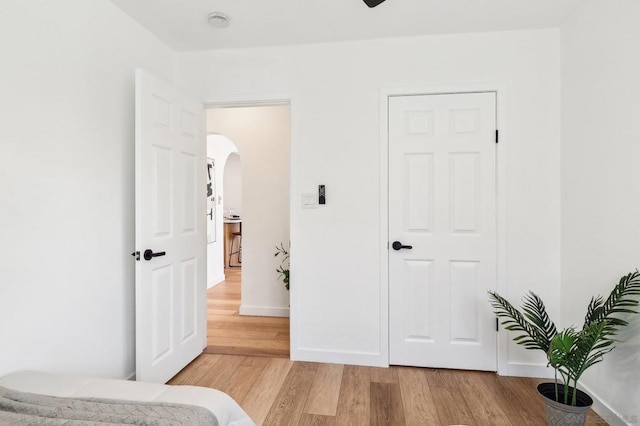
[205, 268, 290, 358]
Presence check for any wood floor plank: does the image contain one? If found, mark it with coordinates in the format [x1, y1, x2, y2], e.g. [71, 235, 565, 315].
[207, 336, 291, 350]
[429, 384, 476, 425]
[370, 366, 398, 384]
[207, 303, 239, 311]
[299, 414, 338, 425]
[241, 356, 272, 368]
[210, 290, 240, 296]
[209, 309, 237, 316]
[424, 369, 475, 425]
[209, 291, 241, 298]
[204, 345, 289, 358]
[206, 268, 290, 357]
[335, 365, 371, 426]
[424, 368, 460, 390]
[263, 362, 318, 426]
[486, 375, 546, 425]
[211, 314, 289, 326]
[241, 358, 293, 426]
[206, 299, 239, 306]
[514, 376, 547, 403]
[456, 371, 513, 426]
[587, 410, 609, 424]
[195, 354, 246, 389]
[304, 363, 344, 416]
[217, 321, 289, 332]
[169, 358, 607, 426]
[166, 354, 222, 385]
[370, 382, 406, 426]
[208, 328, 279, 340]
[220, 361, 268, 403]
[206, 322, 224, 330]
[396, 367, 440, 425]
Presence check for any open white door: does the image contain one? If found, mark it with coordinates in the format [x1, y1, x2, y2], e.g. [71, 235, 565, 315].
[388, 92, 497, 371]
[135, 69, 206, 383]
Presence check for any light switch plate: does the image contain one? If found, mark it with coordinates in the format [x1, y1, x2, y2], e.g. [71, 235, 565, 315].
[301, 193, 318, 209]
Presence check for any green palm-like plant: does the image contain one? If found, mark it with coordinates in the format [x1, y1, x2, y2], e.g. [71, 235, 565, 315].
[274, 243, 290, 290]
[488, 271, 640, 406]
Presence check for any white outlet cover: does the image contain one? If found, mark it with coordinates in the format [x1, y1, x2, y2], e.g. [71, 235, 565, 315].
[301, 193, 317, 209]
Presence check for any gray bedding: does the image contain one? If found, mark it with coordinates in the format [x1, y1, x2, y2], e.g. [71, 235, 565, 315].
[0, 385, 219, 425]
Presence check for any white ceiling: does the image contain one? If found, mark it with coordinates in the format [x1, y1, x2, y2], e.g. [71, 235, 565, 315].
[109, 0, 584, 52]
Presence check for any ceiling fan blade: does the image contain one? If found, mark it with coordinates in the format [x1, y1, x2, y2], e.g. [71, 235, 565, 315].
[363, 0, 387, 8]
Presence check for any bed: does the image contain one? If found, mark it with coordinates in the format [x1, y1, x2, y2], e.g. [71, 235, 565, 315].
[0, 371, 255, 425]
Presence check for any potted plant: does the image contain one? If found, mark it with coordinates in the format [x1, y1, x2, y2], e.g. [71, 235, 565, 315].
[488, 271, 640, 426]
[274, 243, 290, 290]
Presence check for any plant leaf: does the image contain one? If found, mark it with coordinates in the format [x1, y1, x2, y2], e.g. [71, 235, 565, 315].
[584, 271, 640, 328]
[522, 291, 558, 347]
[488, 291, 552, 353]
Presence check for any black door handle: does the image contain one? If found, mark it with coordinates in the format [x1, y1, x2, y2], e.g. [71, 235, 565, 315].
[392, 241, 413, 251]
[143, 249, 166, 261]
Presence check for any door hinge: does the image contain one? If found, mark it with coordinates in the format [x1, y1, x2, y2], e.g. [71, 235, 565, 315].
[495, 129, 499, 144]
[131, 251, 140, 261]
[496, 317, 499, 332]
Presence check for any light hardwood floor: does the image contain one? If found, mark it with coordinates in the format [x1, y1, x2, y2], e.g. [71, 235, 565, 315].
[169, 354, 606, 425]
[198, 270, 606, 425]
[206, 268, 290, 357]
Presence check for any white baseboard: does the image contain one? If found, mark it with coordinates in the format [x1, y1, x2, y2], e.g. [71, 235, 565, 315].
[291, 347, 386, 367]
[239, 305, 289, 317]
[578, 381, 634, 426]
[207, 274, 225, 290]
[499, 362, 555, 379]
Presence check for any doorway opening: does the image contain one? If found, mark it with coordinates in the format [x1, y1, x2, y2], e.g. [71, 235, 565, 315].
[223, 152, 242, 267]
[204, 103, 291, 357]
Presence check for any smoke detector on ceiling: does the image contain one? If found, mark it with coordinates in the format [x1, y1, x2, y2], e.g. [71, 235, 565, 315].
[208, 12, 230, 29]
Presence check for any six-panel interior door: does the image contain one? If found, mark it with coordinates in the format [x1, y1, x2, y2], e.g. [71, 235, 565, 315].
[135, 69, 207, 383]
[388, 92, 498, 371]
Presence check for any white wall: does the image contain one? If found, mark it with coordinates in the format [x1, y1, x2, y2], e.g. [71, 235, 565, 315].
[223, 153, 242, 216]
[207, 106, 291, 317]
[2, 0, 635, 418]
[206, 134, 239, 288]
[0, 0, 176, 379]
[561, 2, 640, 424]
[179, 29, 562, 370]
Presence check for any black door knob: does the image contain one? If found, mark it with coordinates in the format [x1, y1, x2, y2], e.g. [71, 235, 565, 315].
[392, 241, 413, 251]
[143, 249, 166, 261]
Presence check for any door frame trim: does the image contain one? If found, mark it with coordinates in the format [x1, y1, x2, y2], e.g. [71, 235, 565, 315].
[379, 83, 508, 373]
[204, 93, 298, 360]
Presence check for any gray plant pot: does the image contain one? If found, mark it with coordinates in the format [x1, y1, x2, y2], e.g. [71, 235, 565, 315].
[537, 383, 594, 426]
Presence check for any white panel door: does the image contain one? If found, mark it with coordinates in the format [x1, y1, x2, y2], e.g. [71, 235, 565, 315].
[135, 69, 206, 383]
[388, 92, 497, 371]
